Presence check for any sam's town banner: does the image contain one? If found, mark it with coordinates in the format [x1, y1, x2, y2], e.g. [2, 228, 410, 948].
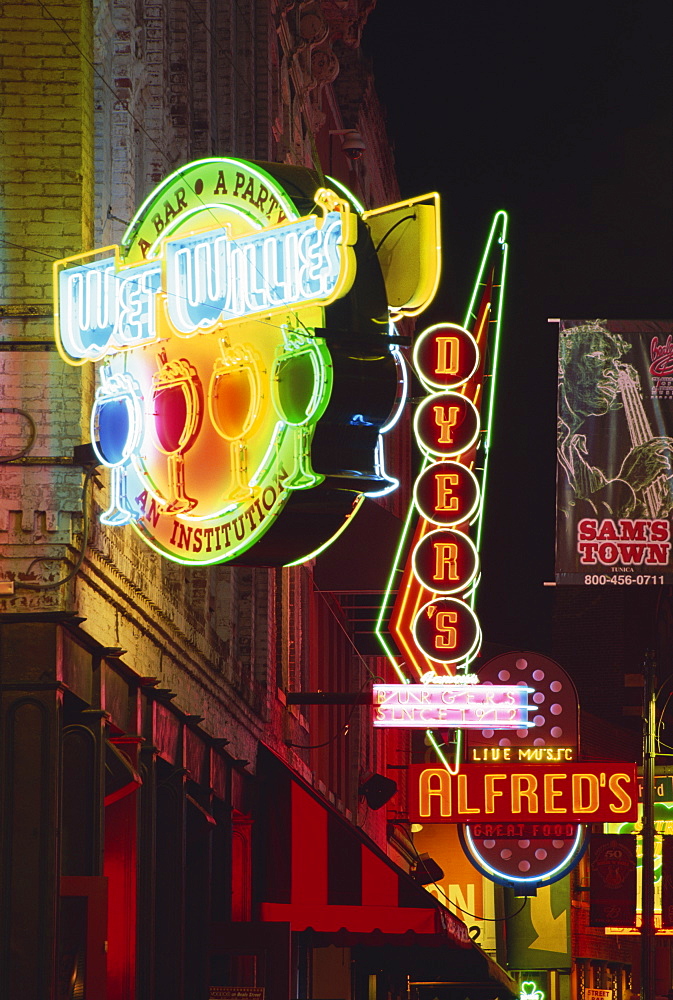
[556, 319, 673, 585]
[54, 158, 440, 566]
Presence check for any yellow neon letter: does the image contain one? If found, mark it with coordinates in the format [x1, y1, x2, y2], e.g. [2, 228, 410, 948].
[418, 768, 451, 818]
[435, 473, 459, 512]
[543, 773, 566, 814]
[511, 773, 539, 815]
[434, 542, 459, 582]
[435, 336, 460, 376]
[457, 774, 479, 814]
[434, 610, 458, 649]
[572, 773, 599, 814]
[484, 773, 507, 814]
[433, 405, 460, 445]
[608, 773, 633, 814]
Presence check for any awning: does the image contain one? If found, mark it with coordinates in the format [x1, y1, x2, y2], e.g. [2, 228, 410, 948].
[255, 747, 517, 1000]
[257, 745, 469, 946]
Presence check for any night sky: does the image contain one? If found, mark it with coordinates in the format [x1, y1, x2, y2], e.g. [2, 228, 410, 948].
[363, 2, 673, 657]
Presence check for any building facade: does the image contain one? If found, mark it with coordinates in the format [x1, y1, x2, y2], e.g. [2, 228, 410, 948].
[0, 2, 517, 999]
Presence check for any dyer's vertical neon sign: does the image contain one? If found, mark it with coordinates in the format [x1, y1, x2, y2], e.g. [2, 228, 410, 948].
[406, 323, 483, 667]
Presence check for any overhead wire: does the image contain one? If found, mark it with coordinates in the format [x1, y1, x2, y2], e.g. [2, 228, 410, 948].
[34, 0, 175, 171]
[0, 409, 37, 462]
[374, 215, 416, 254]
[182, 0, 258, 104]
[398, 823, 529, 923]
[430, 878, 527, 923]
[5, 5, 388, 350]
[312, 583, 386, 685]
[0, 237, 61, 259]
[29, 0, 296, 311]
[285, 676, 373, 751]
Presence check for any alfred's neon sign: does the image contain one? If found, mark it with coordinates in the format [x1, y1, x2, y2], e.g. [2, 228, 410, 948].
[409, 762, 638, 824]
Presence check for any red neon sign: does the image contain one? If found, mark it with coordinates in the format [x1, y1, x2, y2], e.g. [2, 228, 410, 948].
[414, 324, 480, 389]
[372, 682, 532, 729]
[413, 461, 481, 527]
[409, 762, 638, 824]
[413, 597, 481, 664]
[387, 292, 492, 679]
[414, 392, 481, 458]
[412, 528, 478, 594]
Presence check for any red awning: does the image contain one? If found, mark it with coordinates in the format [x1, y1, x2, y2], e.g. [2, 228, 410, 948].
[257, 747, 470, 947]
[255, 747, 518, 998]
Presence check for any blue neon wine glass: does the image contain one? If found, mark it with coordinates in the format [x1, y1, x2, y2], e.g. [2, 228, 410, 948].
[91, 370, 144, 525]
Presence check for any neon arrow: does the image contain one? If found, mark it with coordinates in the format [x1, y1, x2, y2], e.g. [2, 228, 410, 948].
[528, 885, 568, 952]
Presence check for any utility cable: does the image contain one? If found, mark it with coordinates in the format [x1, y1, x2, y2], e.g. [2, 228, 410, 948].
[0, 409, 37, 462]
[312, 583, 386, 684]
[0, 237, 60, 259]
[374, 215, 416, 254]
[182, 0, 258, 103]
[0, 232, 336, 346]
[32, 0, 283, 304]
[431, 879, 527, 922]
[285, 676, 373, 751]
[23, 0, 386, 338]
[34, 0, 177, 172]
[398, 825, 528, 922]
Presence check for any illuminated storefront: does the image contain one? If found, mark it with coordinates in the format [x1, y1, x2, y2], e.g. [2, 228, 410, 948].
[0, 7, 521, 992]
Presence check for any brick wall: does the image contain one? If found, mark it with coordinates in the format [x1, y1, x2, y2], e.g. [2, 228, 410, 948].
[0, 0, 407, 791]
[0, 0, 94, 308]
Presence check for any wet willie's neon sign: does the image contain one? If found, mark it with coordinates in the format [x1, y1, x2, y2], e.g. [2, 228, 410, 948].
[54, 158, 441, 566]
[58, 208, 348, 360]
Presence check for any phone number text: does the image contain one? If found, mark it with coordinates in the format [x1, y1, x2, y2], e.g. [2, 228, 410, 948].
[584, 574, 665, 585]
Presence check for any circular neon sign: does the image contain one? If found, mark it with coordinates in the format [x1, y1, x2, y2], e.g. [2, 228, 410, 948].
[412, 528, 479, 595]
[413, 323, 479, 391]
[413, 461, 481, 527]
[460, 651, 586, 888]
[413, 597, 482, 665]
[414, 392, 481, 458]
[55, 158, 404, 565]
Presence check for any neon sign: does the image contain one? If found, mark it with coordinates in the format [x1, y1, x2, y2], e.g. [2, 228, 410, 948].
[392, 320, 485, 672]
[459, 651, 589, 888]
[413, 391, 481, 458]
[461, 822, 587, 889]
[372, 682, 532, 728]
[54, 158, 441, 565]
[57, 200, 353, 360]
[603, 797, 673, 935]
[413, 597, 481, 664]
[409, 762, 638, 824]
[376, 215, 509, 703]
[413, 461, 481, 527]
[520, 981, 545, 1000]
[411, 528, 479, 595]
[469, 746, 576, 762]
